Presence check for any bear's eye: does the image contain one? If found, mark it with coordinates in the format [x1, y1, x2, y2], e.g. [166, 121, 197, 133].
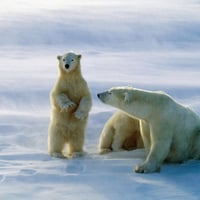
[71, 59, 74, 62]
[108, 91, 112, 95]
[63, 59, 65, 62]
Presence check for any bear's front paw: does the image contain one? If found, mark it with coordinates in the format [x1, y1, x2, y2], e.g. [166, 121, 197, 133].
[74, 110, 87, 120]
[61, 101, 76, 112]
[134, 161, 160, 173]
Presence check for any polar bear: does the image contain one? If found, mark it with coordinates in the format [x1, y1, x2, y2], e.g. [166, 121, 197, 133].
[97, 86, 200, 173]
[48, 52, 92, 158]
[99, 111, 143, 154]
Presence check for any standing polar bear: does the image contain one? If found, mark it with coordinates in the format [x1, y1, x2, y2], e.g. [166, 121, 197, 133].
[48, 52, 92, 158]
[97, 86, 200, 173]
[99, 111, 143, 154]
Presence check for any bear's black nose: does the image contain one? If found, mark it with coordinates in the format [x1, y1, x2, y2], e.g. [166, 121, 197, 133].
[97, 93, 101, 98]
[65, 64, 70, 69]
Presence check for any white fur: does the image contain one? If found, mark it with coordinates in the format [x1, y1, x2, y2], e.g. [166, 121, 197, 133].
[48, 52, 92, 158]
[97, 87, 200, 173]
[99, 111, 143, 154]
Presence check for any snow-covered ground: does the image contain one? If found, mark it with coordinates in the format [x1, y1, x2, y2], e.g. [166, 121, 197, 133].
[0, 0, 200, 199]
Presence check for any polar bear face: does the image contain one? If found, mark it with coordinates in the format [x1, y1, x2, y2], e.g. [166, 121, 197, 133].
[97, 87, 130, 108]
[57, 52, 82, 73]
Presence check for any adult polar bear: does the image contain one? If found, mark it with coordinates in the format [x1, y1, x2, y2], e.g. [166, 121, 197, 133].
[97, 86, 200, 173]
[48, 52, 92, 158]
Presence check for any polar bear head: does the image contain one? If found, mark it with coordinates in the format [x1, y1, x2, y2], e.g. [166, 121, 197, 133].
[97, 87, 133, 108]
[97, 86, 167, 120]
[97, 86, 152, 120]
[57, 52, 82, 73]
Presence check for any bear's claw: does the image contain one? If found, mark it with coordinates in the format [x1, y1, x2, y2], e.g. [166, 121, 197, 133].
[61, 101, 76, 112]
[134, 162, 161, 173]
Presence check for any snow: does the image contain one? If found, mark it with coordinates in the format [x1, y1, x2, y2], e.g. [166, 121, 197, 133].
[0, 0, 200, 199]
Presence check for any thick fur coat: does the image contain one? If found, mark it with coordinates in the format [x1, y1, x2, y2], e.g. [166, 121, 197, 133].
[48, 52, 92, 158]
[99, 111, 143, 154]
[98, 87, 200, 173]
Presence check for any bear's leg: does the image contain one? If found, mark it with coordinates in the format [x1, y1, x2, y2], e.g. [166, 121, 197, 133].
[48, 125, 66, 158]
[99, 126, 114, 154]
[135, 126, 172, 173]
[140, 120, 151, 153]
[68, 131, 85, 157]
[112, 128, 127, 152]
[136, 132, 144, 149]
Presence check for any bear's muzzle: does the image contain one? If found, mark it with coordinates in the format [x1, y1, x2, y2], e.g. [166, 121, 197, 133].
[65, 64, 70, 69]
[97, 92, 108, 103]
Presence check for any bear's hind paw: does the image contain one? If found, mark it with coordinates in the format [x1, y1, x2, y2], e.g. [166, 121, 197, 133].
[99, 148, 112, 155]
[68, 152, 86, 159]
[50, 152, 67, 159]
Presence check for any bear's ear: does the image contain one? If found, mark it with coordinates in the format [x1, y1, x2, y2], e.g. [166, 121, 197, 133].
[57, 55, 62, 60]
[77, 54, 82, 60]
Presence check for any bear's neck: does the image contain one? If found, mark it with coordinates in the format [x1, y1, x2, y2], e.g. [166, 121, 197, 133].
[123, 89, 157, 120]
[59, 67, 83, 80]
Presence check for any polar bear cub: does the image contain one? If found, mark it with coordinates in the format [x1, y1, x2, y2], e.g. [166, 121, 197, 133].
[48, 52, 92, 158]
[97, 86, 200, 173]
[99, 111, 143, 154]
